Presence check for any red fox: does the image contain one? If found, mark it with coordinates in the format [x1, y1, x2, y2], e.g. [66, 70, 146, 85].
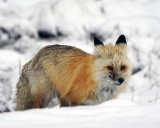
[15, 35, 132, 110]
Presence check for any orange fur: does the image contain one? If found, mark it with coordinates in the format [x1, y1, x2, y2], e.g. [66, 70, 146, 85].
[34, 92, 41, 108]
[42, 55, 97, 105]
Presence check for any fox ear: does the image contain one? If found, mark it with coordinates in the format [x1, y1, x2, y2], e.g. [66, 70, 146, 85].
[116, 35, 127, 45]
[94, 37, 104, 46]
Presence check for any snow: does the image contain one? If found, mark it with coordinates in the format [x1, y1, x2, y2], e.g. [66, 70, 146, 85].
[0, 50, 24, 112]
[0, 0, 160, 127]
[0, 99, 160, 128]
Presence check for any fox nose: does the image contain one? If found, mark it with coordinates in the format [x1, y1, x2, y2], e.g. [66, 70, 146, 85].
[118, 78, 124, 84]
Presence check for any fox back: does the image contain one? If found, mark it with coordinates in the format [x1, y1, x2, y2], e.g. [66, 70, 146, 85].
[15, 35, 131, 110]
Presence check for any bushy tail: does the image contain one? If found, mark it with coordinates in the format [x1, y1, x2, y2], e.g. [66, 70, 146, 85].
[15, 64, 33, 110]
[15, 83, 32, 110]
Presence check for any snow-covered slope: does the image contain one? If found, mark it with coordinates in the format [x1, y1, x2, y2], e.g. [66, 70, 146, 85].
[1, 99, 160, 128]
[0, 0, 160, 127]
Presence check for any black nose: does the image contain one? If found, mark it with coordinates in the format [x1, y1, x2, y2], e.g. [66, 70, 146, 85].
[118, 78, 124, 84]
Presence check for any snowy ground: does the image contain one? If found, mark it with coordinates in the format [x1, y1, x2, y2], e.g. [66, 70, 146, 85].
[0, 99, 160, 128]
[0, 0, 160, 127]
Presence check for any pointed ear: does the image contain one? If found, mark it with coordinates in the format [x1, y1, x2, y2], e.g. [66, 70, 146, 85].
[116, 35, 127, 45]
[94, 37, 104, 46]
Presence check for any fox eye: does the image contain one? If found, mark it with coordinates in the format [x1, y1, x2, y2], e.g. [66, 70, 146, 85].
[121, 65, 126, 70]
[107, 66, 113, 71]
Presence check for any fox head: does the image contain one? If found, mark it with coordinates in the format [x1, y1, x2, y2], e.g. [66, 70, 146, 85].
[93, 35, 132, 90]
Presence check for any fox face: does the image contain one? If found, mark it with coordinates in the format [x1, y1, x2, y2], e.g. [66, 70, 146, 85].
[89, 35, 132, 104]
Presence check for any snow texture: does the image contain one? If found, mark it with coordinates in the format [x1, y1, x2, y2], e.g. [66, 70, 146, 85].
[0, 99, 160, 128]
[0, 0, 160, 127]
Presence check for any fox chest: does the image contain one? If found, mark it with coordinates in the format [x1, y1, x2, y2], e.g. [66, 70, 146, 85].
[82, 84, 117, 105]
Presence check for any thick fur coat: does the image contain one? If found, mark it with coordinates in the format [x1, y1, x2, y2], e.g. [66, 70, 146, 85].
[15, 35, 132, 110]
